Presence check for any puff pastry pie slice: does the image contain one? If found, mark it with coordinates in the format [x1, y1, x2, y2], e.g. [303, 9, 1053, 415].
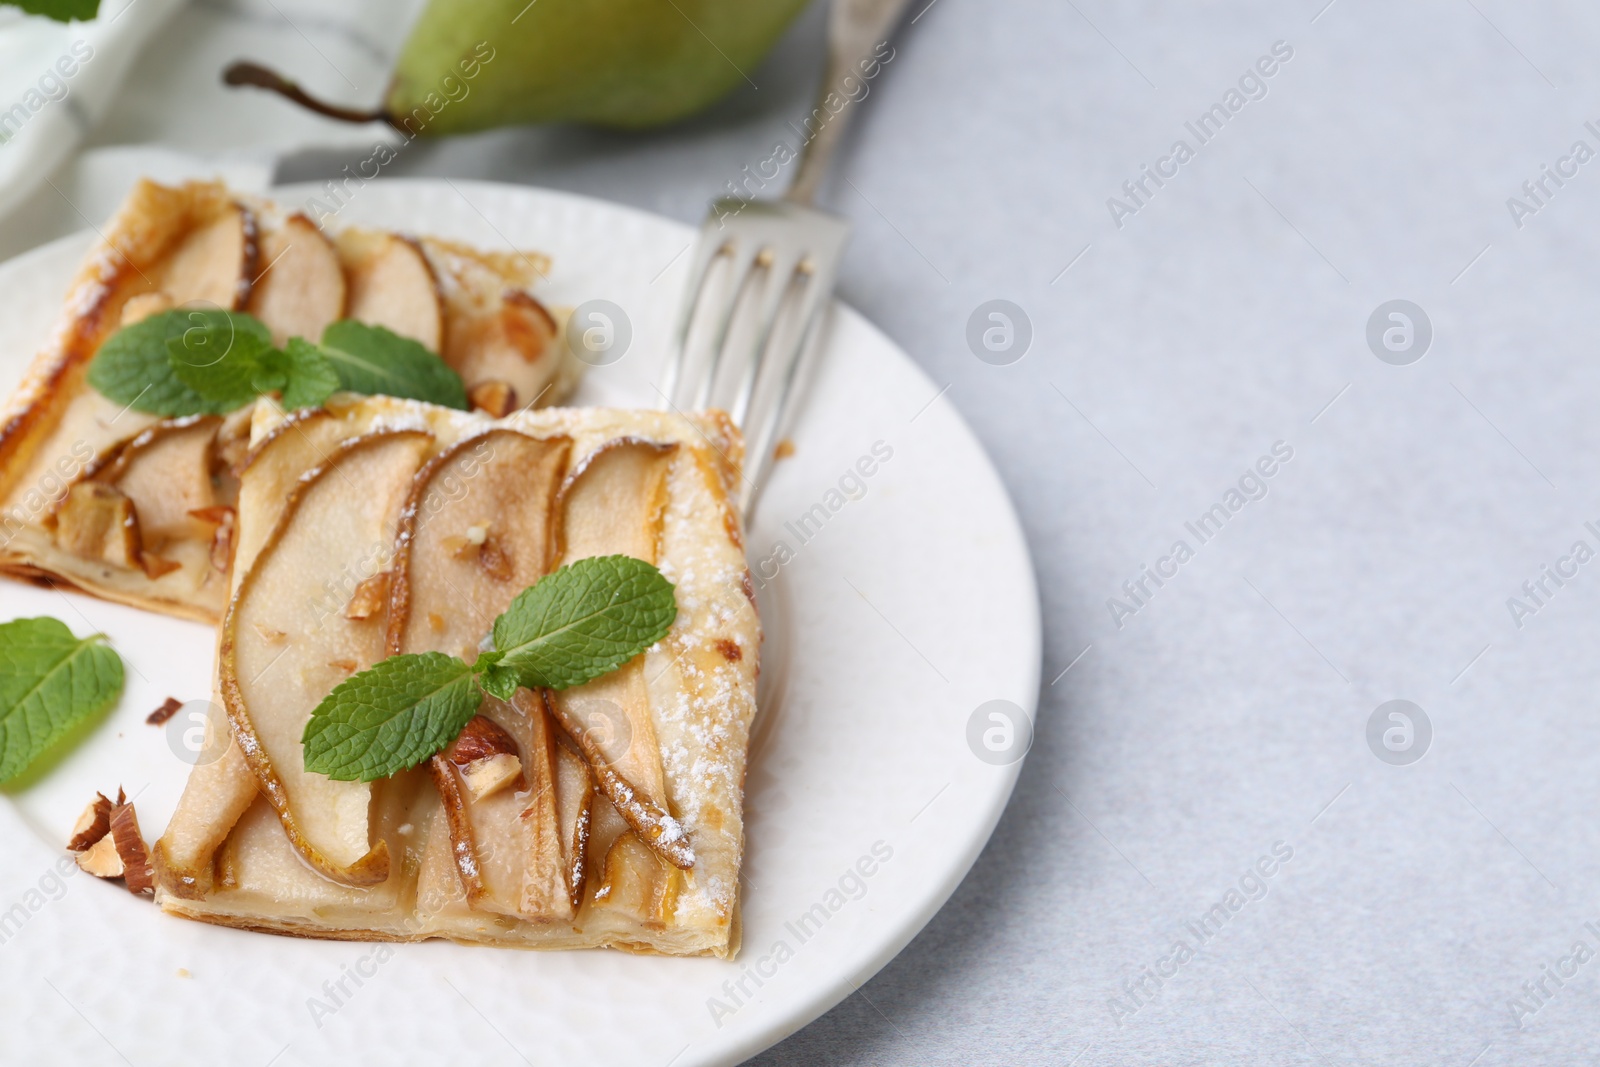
[154, 397, 760, 957]
[0, 179, 581, 622]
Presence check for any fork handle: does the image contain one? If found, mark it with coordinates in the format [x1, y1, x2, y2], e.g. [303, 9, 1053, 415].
[784, 0, 916, 205]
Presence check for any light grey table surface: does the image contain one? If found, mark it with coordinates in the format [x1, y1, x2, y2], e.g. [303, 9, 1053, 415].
[18, 0, 1600, 1063]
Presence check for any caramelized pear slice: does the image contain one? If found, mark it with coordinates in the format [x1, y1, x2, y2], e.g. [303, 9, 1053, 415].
[386, 429, 571, 663]
[342, 232, 443, 352]
[554, 437, 675, 564]
[219, 429, 433, 887]
[155, 730, 258, 899]
[97, 415, 221, 544]
[386, 430, 571, 917]
[546, 690, 693, 871]
[443, 290, 560, 407]
[515, 691, 570, 920]
[549, 439, 691, 868]
[594, 829, 680, 929]
[553, 733, 594, 910]
[424, 694, 572, 921]
[233, 408, 368, 571]
[159, 200, 256, 310]
[246, 214, 346, 346]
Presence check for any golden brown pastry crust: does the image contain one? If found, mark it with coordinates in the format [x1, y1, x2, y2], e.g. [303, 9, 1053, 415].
[0, 179, 580, 623]
[155, 398, 759, 958]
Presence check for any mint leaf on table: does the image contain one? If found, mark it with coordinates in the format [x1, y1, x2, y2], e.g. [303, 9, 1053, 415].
[317, 321, 469, 410]
[301, 558, 677, 782]
[0, 618, 124, 784]
[302, 652, 481, 782]
[4, 0, 100, 22]
[493, 555, 678, 691]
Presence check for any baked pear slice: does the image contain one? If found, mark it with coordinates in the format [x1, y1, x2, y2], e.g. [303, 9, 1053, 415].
[547, 438, 694, 870]
[339, 231, 444, 353]
[246, 213, 346, 346]
[156, 196, 258, 311]
[219, 428, 433, 887]
[385, 428, 573, 917]
[386, 428, 572, 662]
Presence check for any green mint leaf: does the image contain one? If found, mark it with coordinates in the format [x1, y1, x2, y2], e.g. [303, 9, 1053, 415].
[316, 321, 468, 410]
[4, 0, 100, 22]
[0, 617, 124, 784]
[493, 556, 677, 691]
[302, 652, 480, 782]
[167, 311, 275, 409]
[88, 311, 229, 416]
[479, 663, 519, 702]
[271, 338, 341, 410]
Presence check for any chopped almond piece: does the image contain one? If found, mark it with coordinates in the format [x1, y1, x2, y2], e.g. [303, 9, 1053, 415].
[146, 697, 183, 726]
[344, 571, 391, 620]
[459, 753, 523, 802]
[140, 554, 183, 580]
[328, 659, 358, 674]
[469, 380, 517, 418]
[445, 715, 520, 767]
[77, 834, 124, 878]
[436, 716, 528, 868]
[210, 511, 236, 572]
[773, 438, 796, 460]
[68, 792, 115, 852]
[109, 801, 154, 894]
[55, 482, 141, 568]
[252, 623, 287, 644]
[427, 612, 445, 632]
[478, 537, 512, 581]
[214, 407, 255, 475]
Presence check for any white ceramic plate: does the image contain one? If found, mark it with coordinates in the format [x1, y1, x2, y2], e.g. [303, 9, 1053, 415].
[0, 180, 1039, 1066]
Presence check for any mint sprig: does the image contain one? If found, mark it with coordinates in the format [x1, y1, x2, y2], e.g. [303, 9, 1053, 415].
[493, 554, 681, 690]
[88, 313, 231, 417]
[302, 556, 676, 783]
[300, 653, 479, 784]
[0, 618, 124, 784]
[317, 321, 469, 410]
[167, 309, 279, 410]
[88, 311, 467, 416]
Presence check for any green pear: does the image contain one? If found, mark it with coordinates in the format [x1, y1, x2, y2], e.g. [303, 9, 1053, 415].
[225, 0, 812, 135]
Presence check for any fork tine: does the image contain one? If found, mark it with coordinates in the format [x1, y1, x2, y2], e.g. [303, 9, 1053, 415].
[720, 249, 807, 423]
[740, 272, 834, 515]
[661, 200, 849, 514]
[688, 241, 766, 411]
[658, 227, 732, 406]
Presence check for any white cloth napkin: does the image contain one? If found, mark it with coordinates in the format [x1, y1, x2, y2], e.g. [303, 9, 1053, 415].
[0, 0, 426, 256]
[0, 0, 188, 222]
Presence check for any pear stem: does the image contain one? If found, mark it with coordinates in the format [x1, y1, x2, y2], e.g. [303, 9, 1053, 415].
[222, 61, 390, 127]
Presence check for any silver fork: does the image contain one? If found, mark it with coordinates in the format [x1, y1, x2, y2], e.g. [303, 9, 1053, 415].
[658, 0, 914, 516]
